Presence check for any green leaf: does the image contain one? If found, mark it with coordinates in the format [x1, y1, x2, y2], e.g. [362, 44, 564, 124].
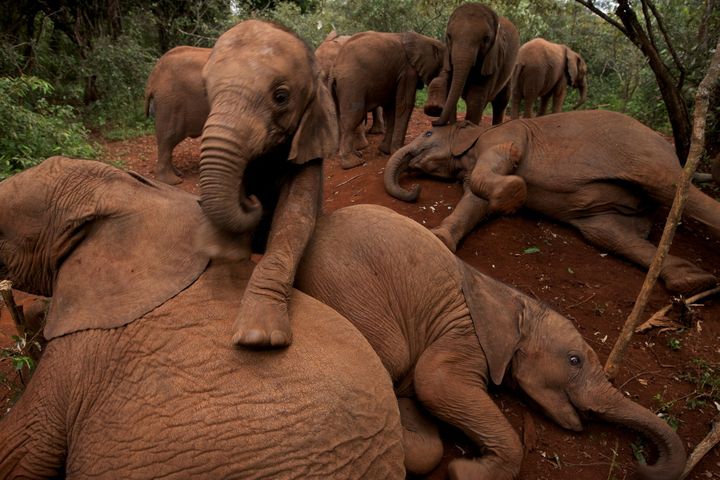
[523, 246, 541, 254]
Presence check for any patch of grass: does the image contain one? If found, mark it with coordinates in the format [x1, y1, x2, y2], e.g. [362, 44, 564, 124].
[667, 338, 681, 351]
[680, 358, 720, 410]
[0, 333, 41, 415]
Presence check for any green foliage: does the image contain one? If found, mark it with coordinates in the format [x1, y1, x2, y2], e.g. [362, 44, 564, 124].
[0, 76, 97, 179]
[0, 333, 41, 413]
[680, 358, 720, 410]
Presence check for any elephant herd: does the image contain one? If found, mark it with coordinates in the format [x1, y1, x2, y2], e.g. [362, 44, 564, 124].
[0, 3, 719, 480]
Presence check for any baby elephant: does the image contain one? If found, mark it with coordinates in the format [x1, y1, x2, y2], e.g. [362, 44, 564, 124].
[385, 110, 720, 294]
[296, 204, 685, 480]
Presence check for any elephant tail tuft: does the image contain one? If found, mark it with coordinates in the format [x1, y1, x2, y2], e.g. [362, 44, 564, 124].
[144, 93, 155, 118]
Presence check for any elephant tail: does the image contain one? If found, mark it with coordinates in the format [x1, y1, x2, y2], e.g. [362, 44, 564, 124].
[144, 92, 155, 118]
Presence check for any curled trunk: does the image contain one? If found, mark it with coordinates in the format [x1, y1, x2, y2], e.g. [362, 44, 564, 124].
[199, 120, 263, 234]
[435, 48, 476, 125]
[573, 77, 587, 109]
[384, 144, 420, 202]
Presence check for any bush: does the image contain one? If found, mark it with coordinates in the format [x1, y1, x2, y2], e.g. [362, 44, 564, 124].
[0, 76, 97, 179]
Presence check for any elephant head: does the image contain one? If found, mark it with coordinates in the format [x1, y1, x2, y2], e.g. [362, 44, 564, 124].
[434, 3, 504, 125]
[384, 121, 481, 201]
[199, 20, 337, 235]
[400, 32, 445, 87]
[0, 157, 211, 340]
[566, 47, 588, 108]
[460, 264, 687, 480]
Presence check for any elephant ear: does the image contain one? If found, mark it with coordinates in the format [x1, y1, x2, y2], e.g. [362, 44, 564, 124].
[44, 169, 210, 340]
[401, 32, 444, 85]
[450, 121, 482, 157]
[480, 16, 502, 76]
[289, 77, 339, 164]
[458, 258, 525, 385]
[565, 48, 580, 85]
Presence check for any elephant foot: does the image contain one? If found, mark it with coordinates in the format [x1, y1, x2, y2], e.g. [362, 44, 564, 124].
[156, 169, 183, 185]
[232, 295, 292, 348]
[399, 398, 443, 475]
[378, 143, 392, 156]
[662, 264, 718, 295]
[340, 152, 365, 169]
[448, 458, 515, 480]
[431, 226, 458, 253]
[368, 124, 385, 135]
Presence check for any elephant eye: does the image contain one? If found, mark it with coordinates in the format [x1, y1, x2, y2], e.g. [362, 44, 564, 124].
[568, 355, 582, 367]
[273, 87, 290, 106]
[423, 131, 433, 137]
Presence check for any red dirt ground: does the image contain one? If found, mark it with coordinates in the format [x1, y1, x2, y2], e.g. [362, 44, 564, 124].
[2, 108, 720, 479]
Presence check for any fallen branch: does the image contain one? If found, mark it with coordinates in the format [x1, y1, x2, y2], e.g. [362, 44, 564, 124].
[636, 286, 720, 333]
[681, 413, 720, 479]
[335, 173, 367, 188]
[604, 38, 720, 381]
[0, 279, 26, 336]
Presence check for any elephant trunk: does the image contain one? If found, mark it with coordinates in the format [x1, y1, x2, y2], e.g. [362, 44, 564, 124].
[384, 143, 420, 202]
[435, 47, 476, 125]
[199, 113, 264, 234]
[582, 382, 686, 480]
[573, 77, 587, 109]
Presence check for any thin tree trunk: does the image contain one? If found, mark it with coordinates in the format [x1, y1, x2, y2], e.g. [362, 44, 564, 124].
[605, 38, 720, 381]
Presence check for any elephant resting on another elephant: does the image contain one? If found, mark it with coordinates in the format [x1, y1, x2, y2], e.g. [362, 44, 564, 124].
[385, 110, 720, 294]
[0, 157, 404, 478]
[296, 204, 686, 480]
[144, 45, 210, 185]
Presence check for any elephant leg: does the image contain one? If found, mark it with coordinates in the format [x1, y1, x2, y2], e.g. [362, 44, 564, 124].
[551, 84, 567, 114]
[509, 92, 521, 120]
[155, 130, 184, 185]
[538, 94, 551, 116]
[353, 121, 370, 151]
[463, 85, 490, 125]
[570, 213, 718, 294]
[398, 397, 444, 475]
[491, 83, 510, 125]
[368, 107, 385, 134]
[338, 102, 366, 169]
[414, 334, 523, 480]
[379, 103, 397, 155]
[384, 76, 417, 154]
[432, 180, 489, 252]
[232, 160, 322, 347]
[523, 95, 535, 118]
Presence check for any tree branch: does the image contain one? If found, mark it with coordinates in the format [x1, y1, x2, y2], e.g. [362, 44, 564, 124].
[573, 0, 627, 33]
[644, 0, 686, 88]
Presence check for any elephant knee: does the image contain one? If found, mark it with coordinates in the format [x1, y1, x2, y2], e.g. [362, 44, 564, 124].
[398, 397, 443, 475]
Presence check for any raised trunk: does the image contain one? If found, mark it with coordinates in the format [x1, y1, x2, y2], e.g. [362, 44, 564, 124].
[435, 48, 476, 125]
[199, 118, 263, 234]
[587, 386, 686, 480]
[384, 144, 420, 202]
[573, 77, 587, 109]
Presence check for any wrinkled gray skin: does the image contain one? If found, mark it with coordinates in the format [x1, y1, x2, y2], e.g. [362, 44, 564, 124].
[197, 20, 338, 348]
[385, 111, 720, 294]
[510, 37, 588, 119]
[314, 30, 385, 150]
[330, 30, 445, 168]
[296, 204, 686, 480]
[0, 157, 404, 479]
[144, 46, 210, 185]
[424, 2, 519, 126]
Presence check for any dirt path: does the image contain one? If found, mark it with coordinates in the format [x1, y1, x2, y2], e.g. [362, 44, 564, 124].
[2, 108, 720, 479]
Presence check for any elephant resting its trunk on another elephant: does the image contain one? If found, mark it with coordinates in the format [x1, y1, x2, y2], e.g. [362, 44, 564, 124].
[0, 157, 404, 478]
[385, 110, 720, 295]
[295, 204, 686, 480]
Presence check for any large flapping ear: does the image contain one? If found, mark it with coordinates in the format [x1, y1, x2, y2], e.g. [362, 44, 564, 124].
[450, 121, 482, 157]
[44, 168, 210, 340]
[401, 32, 444, 85]
[458, 258, 526, 385]
[480, 15, 502, 76]
[565, 48, 580, 85]
[289, 76, 339, 164]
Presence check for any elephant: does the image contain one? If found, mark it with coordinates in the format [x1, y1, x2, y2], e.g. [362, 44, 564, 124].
[423, 2, 520, 126]
[330, 30, 445, 168]
[144, 45, 210, 185]
[198, 20, 337, 348]
[385, 110, 720, 294]
[314, 30, 385, 148]
[0, 157, 405, 478]
[510, 38, 588, 119]
[295, 204, 686, 480]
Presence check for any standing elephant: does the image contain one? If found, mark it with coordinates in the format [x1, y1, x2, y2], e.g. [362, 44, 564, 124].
[198, 20, 337, 347]
[385, 111, 720, 294]
[144, 46, 210, 185]
[331, 31, 444, 168]
[296, 204, 686, 480]
[314, 30, 384, 148]
[424, 2, 519, 126]
[0, 157, 404, 478]
[510, 38, 588, 119]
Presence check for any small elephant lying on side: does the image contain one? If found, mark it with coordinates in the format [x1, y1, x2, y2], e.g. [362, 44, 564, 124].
[385, 110, 720, 294]
[296, 204, 685, 480]
[0, 158, 404, 478]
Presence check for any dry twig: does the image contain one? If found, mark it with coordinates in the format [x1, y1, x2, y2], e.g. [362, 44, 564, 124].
[636, 286, 720, 333]
[680, 413, 720, 479]
[0, 279, 26, 336]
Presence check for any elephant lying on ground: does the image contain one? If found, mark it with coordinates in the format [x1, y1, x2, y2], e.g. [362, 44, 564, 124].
[385, 110, 720, 294]
[296, 204, 686, 480]
[144, 45, 210, 185]
[0, 157, 404, 478]
[510, 37, 588, 119]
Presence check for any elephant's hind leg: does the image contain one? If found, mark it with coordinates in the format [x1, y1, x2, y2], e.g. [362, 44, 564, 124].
[155, 132, 184, 185]
[413, 335, 523, 480]
[570, 213, 718, 294]
[398, 397, 443, 475]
